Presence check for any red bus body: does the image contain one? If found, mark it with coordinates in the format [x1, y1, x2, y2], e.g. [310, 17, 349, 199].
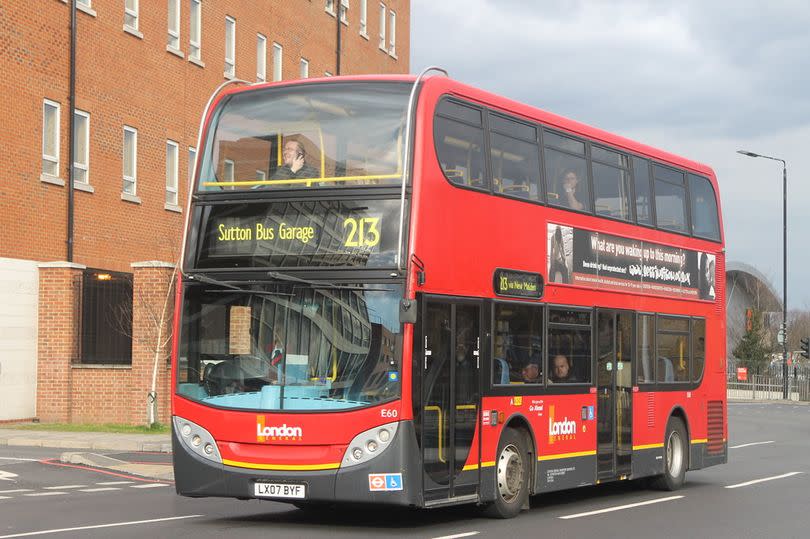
[172, 74, 726, 514]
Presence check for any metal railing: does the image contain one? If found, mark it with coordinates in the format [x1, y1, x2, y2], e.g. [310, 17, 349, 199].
[727, 370, 810, 402]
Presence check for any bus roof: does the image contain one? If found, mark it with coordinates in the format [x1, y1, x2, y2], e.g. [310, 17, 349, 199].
[216, 73, 715, 179]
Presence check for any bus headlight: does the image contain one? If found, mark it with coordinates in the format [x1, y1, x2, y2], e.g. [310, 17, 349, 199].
[173, 416, 223, 464]
[341, 422, 399, 468]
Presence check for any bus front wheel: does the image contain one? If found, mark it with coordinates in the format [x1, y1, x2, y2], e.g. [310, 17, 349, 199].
[650, 416, 687, 491]
[483, 427, 529, 519]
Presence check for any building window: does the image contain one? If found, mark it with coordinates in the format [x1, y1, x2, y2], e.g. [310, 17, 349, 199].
[388, 10, 396, 55]
[256, 169, 266, 181]
[73, 109, 90, 185]
[124, 0, 139, 31]
[166, 140, 179, 206]
[42, 99, 60, 177]
[272, 42, 282, 81]
[324, 71, 333, 77]
[224, 16, 236, 78]
[300, 58, 309, 79]
[256, 33, 267, 82]
[325, 0, 336, 16]
[123, 126, 137, 195]
[80, 269, 133, 365]
[223, 159, 235, 182]
[188, 146, 197, 183]
[77, 0, 91, 8]
[189, 0, 202, 61]
[340, 0, 349, 24]
[359, 0, 367, 35]
[167, 0, 180, 50]
[379, 3, 386, 50]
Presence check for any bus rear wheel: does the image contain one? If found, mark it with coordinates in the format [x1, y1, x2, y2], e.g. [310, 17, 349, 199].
[483, 428, 529, 519]
[650, 416, 687, 490]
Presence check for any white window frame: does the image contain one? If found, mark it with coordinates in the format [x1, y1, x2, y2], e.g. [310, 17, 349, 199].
[340, 0, 349, 24]
[325, 0, 336, 16]
[256, 169, 266, 181]
[256, 33, 267, 82]
[388, 10, 396, 56]
[224, 159, 235, 182]
[300, 58, 309, 79]
[42, 99, 61, 179]
[379, 3, 386, 50]
[188, 146, 197, 184]
[272, 42, 282, 81]
[189, 0, 202, 62]
[166, 140, 180, 207]
[123, 126, 138, 196]
[167, 0, 181, 52]
[73, 109, 90, 186]
[224, 16, 236, 78]
[359, 0, 368, 37]
[124, 0, 141, 37]
[324, 71, 333, 77]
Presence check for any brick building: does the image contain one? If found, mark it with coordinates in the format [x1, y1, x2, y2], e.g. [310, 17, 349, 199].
[0, 0, 409, 424]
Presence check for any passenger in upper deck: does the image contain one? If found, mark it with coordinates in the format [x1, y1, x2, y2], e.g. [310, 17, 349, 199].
[271, 140, 319, 181]
[560, 169, 585, 211]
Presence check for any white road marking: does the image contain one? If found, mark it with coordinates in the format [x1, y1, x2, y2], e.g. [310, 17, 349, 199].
[729, 441, 775, 449]
[0, 457, 39, 462]
[725, 472, 803, 489]
[130, 483, 169, 489]
[78, 487, 120, 493]
[96, 481, 134, 485]
[559, 495, 684, 519]
[0, 490, 33, 494]
[0, 496, 10, 500]
[0, 470, 19, 481]
[23, 492, 66, 497]
[431, 533, 480, 539]
[0, 515, 204, 538]
[44, 485, 87, 490]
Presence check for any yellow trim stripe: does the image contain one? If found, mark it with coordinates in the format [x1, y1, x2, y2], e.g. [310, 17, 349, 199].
[538, 450, 596, 462]
[222, 459, 341, 471]
[203, 173, 401, 187]
[462, 461, 496, 471]
[633, 443, 665, 450]
[691, 439, 708, 445]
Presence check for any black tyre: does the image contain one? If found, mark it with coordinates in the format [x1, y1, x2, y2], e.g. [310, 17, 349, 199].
[483, 428, 530, 519]
[650, 416, 688, 490]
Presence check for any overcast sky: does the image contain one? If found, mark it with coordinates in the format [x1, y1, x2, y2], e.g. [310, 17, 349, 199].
[411, 0, 810, 308]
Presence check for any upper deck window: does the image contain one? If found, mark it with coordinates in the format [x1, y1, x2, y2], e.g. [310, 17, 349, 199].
[544, 130, 591, 213]
[434, 99, 487, 191]
[653, 164, 688, 233]
[489, 113, 541, 201]
[689, 174, 720, 241]
[591, 145, 631, 221]
[198, 82, 410, 191]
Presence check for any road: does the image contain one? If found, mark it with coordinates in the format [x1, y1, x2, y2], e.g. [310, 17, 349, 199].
[0, 402, 808, 538]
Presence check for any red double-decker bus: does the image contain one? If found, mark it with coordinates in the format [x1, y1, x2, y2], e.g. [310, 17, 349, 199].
[172, 70, 726, 518]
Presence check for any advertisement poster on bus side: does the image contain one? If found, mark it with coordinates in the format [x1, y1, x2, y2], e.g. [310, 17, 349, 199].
[546, 223, 716, 301]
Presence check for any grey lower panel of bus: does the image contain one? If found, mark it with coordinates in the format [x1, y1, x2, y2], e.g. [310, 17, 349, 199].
[534, 455, 597, 493]
[173, 421, 422, 507]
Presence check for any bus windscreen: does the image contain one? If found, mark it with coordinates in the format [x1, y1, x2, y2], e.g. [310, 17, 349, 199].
[177, 283, 403, 412]
[198, 82, 410, 190]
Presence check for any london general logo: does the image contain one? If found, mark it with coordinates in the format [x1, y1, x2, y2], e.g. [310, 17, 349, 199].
[256, 415, 303, 442]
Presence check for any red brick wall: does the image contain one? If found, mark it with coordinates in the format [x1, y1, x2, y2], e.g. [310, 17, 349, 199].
[0, 0, 409, 271]
[11, 0, 409, 425]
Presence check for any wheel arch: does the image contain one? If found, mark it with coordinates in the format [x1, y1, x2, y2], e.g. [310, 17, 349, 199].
[666, 405, 691, 465]
[502, 412, 538, 493]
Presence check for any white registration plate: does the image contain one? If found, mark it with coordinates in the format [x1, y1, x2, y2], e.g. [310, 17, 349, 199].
[254, 482, 306, 499]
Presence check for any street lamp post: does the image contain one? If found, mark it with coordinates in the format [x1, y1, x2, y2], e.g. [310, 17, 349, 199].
[737, 150, 788, 399]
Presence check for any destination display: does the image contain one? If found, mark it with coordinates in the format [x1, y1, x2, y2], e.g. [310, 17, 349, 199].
[547, 223, 716, 301]
[196, 199, 404, 269]
[493, 268, 544, 299]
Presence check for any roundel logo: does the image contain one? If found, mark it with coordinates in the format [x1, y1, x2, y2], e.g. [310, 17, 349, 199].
[369, 475, 386, 490]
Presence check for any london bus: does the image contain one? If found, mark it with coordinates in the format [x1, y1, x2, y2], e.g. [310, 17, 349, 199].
[172, 69, 726, 518]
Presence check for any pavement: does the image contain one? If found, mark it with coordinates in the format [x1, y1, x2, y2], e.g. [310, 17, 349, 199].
[0, 427, 171, 453]
[0, 427, 174, 481]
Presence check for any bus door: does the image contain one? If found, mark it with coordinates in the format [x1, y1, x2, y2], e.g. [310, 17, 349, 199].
[419, 297, 481, 503]
[596, 310, 633, 480]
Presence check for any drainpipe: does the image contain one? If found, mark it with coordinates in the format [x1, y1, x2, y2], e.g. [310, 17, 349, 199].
[335, 4, 342, 75]
[67, 0, 77, 261]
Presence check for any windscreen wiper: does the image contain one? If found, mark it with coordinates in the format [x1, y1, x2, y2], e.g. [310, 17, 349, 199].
[266, 271, 370, 291]
[186, 273, 292, 297]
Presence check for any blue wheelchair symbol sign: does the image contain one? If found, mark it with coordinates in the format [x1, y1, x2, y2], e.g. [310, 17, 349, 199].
[385, 473, 403, 490]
